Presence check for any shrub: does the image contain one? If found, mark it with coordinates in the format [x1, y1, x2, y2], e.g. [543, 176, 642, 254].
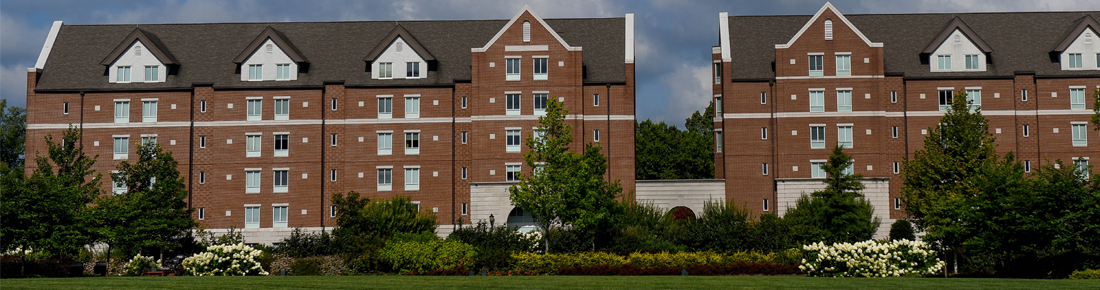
[889, 220, 916, 241]
[556, 262, 801, 276]
[277, 228, 339, 258]
[448, 221, 541, 270]
[182, 243, 268, 276]
[1070, 268, 1100, 279]
[290, 257, 323, 276]
[800, 239, 944, 277]
[122, 254, 161, 276]
[511, 251, 791, 275]
[269, 254, 293, 275]
[379, 239, 477, 274]
[332, 193, 436, 243]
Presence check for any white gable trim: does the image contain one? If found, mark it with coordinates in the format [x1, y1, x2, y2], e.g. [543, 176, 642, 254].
[34, 21, 63, 70]
[625, 13, 635, 64]
[719, 12, 731, 62]
[473, 5, 580, 52]
[775, 2, 882, 49]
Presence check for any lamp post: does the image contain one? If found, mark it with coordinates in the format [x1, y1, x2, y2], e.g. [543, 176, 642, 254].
[489, 214, 495, 228]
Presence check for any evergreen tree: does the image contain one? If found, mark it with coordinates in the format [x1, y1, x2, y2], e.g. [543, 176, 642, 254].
[785, 145, 880, 245]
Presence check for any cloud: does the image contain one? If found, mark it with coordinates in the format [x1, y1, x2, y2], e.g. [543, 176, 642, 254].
[657, 63, 712, 126]
[0, 64, 30, 108]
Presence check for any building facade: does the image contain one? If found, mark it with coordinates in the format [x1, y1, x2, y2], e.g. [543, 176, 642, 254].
[25, 7, 636, 243]
[714, 3, 1100, 230]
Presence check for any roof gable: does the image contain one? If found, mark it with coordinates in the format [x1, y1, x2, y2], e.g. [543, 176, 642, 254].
[921, 17, 993, 55]
[473, 5, 580, 52]
[99, 28, 177, 66]
[1054, 15, 1100, 52]
[364, 25, 435, 63]
[775, 2, 882, 49]
[232, 26, 307, 64]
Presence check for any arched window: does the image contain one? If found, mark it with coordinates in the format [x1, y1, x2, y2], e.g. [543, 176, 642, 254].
[824, 19, 833, 40]
[396, 41, 403, 52]
[522, 21, 531, 42]
[266, 43, 273, 54]
[135, 46, 142, 56]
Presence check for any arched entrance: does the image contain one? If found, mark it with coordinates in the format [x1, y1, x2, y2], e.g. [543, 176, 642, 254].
[666, 206, 697, 222]
[506, 207, 539, 233]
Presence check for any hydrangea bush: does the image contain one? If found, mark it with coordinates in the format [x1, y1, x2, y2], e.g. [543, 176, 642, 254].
[182, 243, 269, 276]
[122, 254, 162, 276]
[800, 239, 945, 277]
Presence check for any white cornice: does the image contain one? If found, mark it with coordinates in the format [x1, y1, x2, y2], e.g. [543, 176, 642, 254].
[774, 2, 882, 49]
[472, 5, 580, 53]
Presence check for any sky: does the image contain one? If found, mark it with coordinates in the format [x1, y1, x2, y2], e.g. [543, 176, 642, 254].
[3, 0, 1099, 127]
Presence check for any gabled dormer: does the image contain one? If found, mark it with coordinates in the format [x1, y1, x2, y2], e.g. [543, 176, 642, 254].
[773, 2, 883, 78]
[1052, 15, 1100, 71]
[101, 28, 177, 83]
[364, 25, 435, 80]
[921, 17, 993, 72]
[233, 26, 308, 81]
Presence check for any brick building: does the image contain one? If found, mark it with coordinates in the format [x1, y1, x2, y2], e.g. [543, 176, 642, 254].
[25, 7, 636, 242]
[714, 3, 1100, 232]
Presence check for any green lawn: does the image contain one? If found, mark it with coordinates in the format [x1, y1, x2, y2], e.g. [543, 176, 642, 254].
[2, 276, 1097, 289]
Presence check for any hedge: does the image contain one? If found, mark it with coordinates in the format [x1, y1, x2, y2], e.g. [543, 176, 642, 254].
[511, 251, 799, 275]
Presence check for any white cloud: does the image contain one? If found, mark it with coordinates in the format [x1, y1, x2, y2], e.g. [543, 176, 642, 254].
[658, 63, 711, 125]
[0, 64, 29, 108]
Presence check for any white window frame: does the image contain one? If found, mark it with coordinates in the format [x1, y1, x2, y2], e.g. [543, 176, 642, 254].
[810, 126, 826, 149]
[533, 93, 548, 115]
[892, 126, 899, 138]
[506, 58, 521, 81]
[404, 96, 420, 119]
[811, 162, 826, 179]
[1071, 88, 1086, 110]
[594, 129, 600, 142]
[939, 90, 954, 111]
[894, 198, 901, 210]
[378, 132, 392, 155]
[836, 90, 852, 111]
[761, 127, 768, 140]
[1072, 123, 1088, 147]
[246, 134, 261, 157]
[715, 97, 722, 114]
[200, 100, 207, 113]
[111, 171, 126, 195]
[404, 131, 420, 155]
[274, 98, 290, 120]
[276, 64, 290, 80]
[144, 66, 159, 82]
[331, 98, 338, 111]
[506, 165, 521, 181]
[594, 94, 600, 106]
[116, 66, 131, 82]
[893, 161, 900, 174]
[247, 99, 262, 121]
[274, 134, 289, 157]
[838, 126, 853, 148]
[714, 63, 722, 84]
[715, 131, 722, 152]
[506, 130, 521, 152]
[248, 64, 262, 80]
[1069, 53, 1083, 68]
[835, 55, 850, 76]
[763, 198, 770, 212]
[808, 55, 823, 76]
[273, 206, 288, 228]
[966, 89, 981, 110]
[273, 169, 289, 193]
[199, 171, 206, 184]
[115, 101, 130, 123]
[937, 55, 951, 70]
[533, 57, 548, 80]
[1025, 160, 1032, 173]
[331, 205, 337, 218]
[245, 170, 260, 193]
[113, 137, 129, 160]
[461, 167, 468, 180]
[1022, 89, 1028, 101]
[378, 96, 393, 119]
[809, 91, 824, 112]
[965, 55, 980, 70]
[378, 62, 393, 78]
[142, 101, 157, 122]
[762, 163, 769, 175]
[377, 168, 393, 191]
[404, 167, 420, 191]
[244, 206, 260, 228]
[461, 131, 468, 144]
[1075, 158, 1090, 178]
[890, 91, 897, 103]
[462, 203, 468, 215]
[199, 208, 205, 220]
[331, 133, 338, 147]
[406, 62, 420, 78]
[506, 94, 521, 115]
[760, 92, 767, 104]
[461, 96, 468, 109]
[1023, 124, 1030, 137]
[330, 169, 337, 182]
[199, 136, 206, 148]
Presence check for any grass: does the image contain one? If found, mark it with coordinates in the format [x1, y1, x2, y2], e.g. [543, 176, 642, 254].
[2, 276, 1098, 290]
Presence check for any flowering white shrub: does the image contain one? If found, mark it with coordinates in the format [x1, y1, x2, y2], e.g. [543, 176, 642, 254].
[799, 239, 945, 277]
[182, 243, 269, 276]
[123, 254, 162, 276]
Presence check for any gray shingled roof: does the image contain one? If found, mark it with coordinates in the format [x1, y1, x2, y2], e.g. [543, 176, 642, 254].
[36, 18, 625, 91]
[727, 11, 1100, 80]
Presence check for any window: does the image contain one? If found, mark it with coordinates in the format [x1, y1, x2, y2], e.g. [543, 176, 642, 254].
[274, 134, 289, 157]
[506, 94, 520, 115]
[115, 101, 129, 123]
[200, 100, 207, 113]
[405, 168, 420, 190]
[330, 169, 337, 182]
[141, 136, 157, 146]
[1023, 125, 1030, 137]
[594, 94, 600, 106]
[405, 96, 419, 118]
[937, 55, 951, 70]
[1075, 158, 1090, 179]
[522, 21, 531, 42]
[462, 203, 468, 215]
[144, 66, 159, 81]
[330, 134, 338, 146]
[506, 130, 521, 152]
[114, 137, 128, 160]
[276, 64, 290, 80]
[1024, 160, 1031, 173]
[761, 127, 768, 140]
[894, 198, 901, 210]
[379, 62, 393, 78]
[274, 170, 288, 192]
[1071, 88, 1086, 110]
[461, 132, 468, 144]
[246, 135, 261, 157]
[247, 99, 262, 121]
[112, 173, 126, 195]
[714, 63, 722, 84]
[763, 199, 770, 212]
[1072, 124, 1087, 147]
[715, 131, 722, 152]
[199, 208, 205, 220]
[461, 96, 467, 109]
[938, 90, 953, 111]
[838, 126, 853, 148]
[760, 92, 767, 104]
[808, 55, 823, 76]
[836, 55, 850, 76]
[534, 130, 546, 143]
[837, 91, 852, 111]
[331, 98, 338, 111]
[594, 129, 600, 142]
[891, 91, 897, 103]
[888, 126, 897, 138]
[117, 66, 131, 82]
[533, 58, 548, 80]
[809, 91, 824, 112]
[811, 162, 825, 178]
[824, 19, 833, 40]
[893, 162, 900, 174]
[843, 163, 854, 176]
[533, 94, 547, 114]
[378, 168, 392, 191]
[965, 55, 979, 70]
[199, 171, 206, 184]
[248, 64, 262, 80]
[331, 205, 337, 218]
[1022, 89, 1028, 101]
[245, 207, 259, 228]
[506, 165, 521, 181]
[810, 126, 825, 149]
[405, 132, 420, 155]
[378, 96, 393, 118]
[273, 206, 288, 228]
[275, 99, 289, 120]
[199, 136, 206, 148]
[245, 170, 260, 193]
[406, 62, 420, 78]
[762, 163, 769, 175]
[61, 102, 69, 115]
[137, 101, 157, 122]
[966, 89, 981, 110]
[378, 133, 392, 155]
[715, 97, 722, 114]
[506, 58, 520, 81]
[461, 167, 467, 180]
[1069, 53, 1083, 68]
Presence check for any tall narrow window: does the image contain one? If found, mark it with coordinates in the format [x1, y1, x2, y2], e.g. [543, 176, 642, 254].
[377, 133, 393, 155]
[763, 199, 770, 212]
[835, 55, 850, 76]
[762, 163, 769, 175]
[461, 167, 467, 180]
[594, 94, 600, 106]
[276, 64, 290, 80]
[378, 62, 393, 78]
[331, 205, 337, 218]
[713, 63, 721, 84]
[461, 96, 467, 109]
[1022, 89, 1028, 101]
[965, 55, 979, 70]
[892, 126, 899, 138]
[199, 136, 206, 148]
[506, 165, 520, 181]
[808, 55, 823, 76]
[1022, 124, 1030, 137]
[809, 91, 824, 112]
[331, 133, 338, 146]
[533, 58, 548, 80]
[461, 132, 468, 144]
[715, 97, 722, 114]
[275, 98, 290, 120]
[246, 135, 261, 157]
[117, 66, 131, 82]
[199, 208, 205, 220]
[1075, 158, 1090, 179]
[824, 19, 833, 40]
[247, 99, 262, 121]
[715, 131, 722, 152]
[1072, 124, 1087, 147]
[200, 100, 207, 113]
[245, 170, 260, 193]
[761, 127, 768, 140]
[330, 169, 337, 182]
[144, 66, 159, 81]
[331, 98, 338, 111]
[406, 62, 420, 78]
[274, 134, 289, 157]
[1024, 160, 1031, 173]
[113, 137, 129, 160]
[894, 198, 901, 210]
[142, 101, 157, 122]
[837, 91, 852, 111]
[533, 94, 548, 115]
[111, 172, 126, 195]
[594, 129, 600, 142]
[811, 162, 825, 178]
[378, 96, 393, 118]
[506, 58, 521, 81]
[966, 89, 981, 110]
[810, 126, 825, 149]
[273, 170, 289, 193]
[405, 96, 420, 118]
[377, 168, 392, 191]
[506, 130, 521, 152]
[938, 90, 953, 111]
[937, 55, 951, 70]
[245, 207, 259, 228]
[248, 64, 262, 80]
[405, 132, 420, 155]
[506, 94, 521, 115]
[405, 168, 420, 190]
[1069, 53, 1083, 68]
[115, 101, 130, 123]
[838, 126, 853, 148]
[273, 206, 288, 228]
[462, 203, 468, 215]
[522, 21, 531, 42]
[199, 171, 206, 184]
[760, 92, 767, 104]
[1071, 88, 1086, 110]
[890, 91, 897, 103]
[893, 162, 900, 174]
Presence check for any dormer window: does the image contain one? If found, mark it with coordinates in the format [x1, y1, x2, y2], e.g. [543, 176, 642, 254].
[824, 19, 833, 40]
[937, 55, 951, 70]
[144, 66, 159, 81]
[276, 64, 290, 80]
[117, 66, 131, 82]
[406, 62, 420, 78]
[248, 64, 262, 80]
[923, 19, 992, 73]
[379, 62, 393, 78]
[233, 27, 306, 82]
[523, 21, 531, 42]
[1069, 54, 1083, 68]
[364, 26, 436, 80]
[104, 29, 175, 84]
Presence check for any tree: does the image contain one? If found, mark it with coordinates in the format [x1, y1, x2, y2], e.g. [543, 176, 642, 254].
[331, 192, 437, 242]
[785, 145, 880, 245]
[635, 101, 714, 180]
[92, 141, 195, 262]
[509, 99, 622, 252]
[0, 99, 26, 175]
[0, 128, 99, 275]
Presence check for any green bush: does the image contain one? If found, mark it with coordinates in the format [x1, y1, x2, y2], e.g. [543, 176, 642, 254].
[511, 251, 791, 275]
[277, 228, 339, 258]
[1070, 269, 1100, 279]
[448, 221, 540, 270]
[889, 219, 916, 241]
[290, 257, 323, 276]
[379, 239, 477, 274]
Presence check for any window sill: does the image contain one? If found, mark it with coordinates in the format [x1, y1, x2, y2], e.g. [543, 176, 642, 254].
[377, 186, 392, 191]
[246, 188, 260, 194]
[274, 187, 288, 193]
[533, 75, 548, 81]
[275, 115, 289, 120]
[404, 185, 420, 191]
[405, 149, 420, 155]
[378, 150, 392, 156]
[273, 223, 287, 228]
[405, 114, 420, 119]
[506, 110, 520, 116]
[113, 154, 128, 160]
[247, 152, 261, 158]
[274, 151, 289, 157]
[247, 116, 261, 121]
[245, 224, 259, 228]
